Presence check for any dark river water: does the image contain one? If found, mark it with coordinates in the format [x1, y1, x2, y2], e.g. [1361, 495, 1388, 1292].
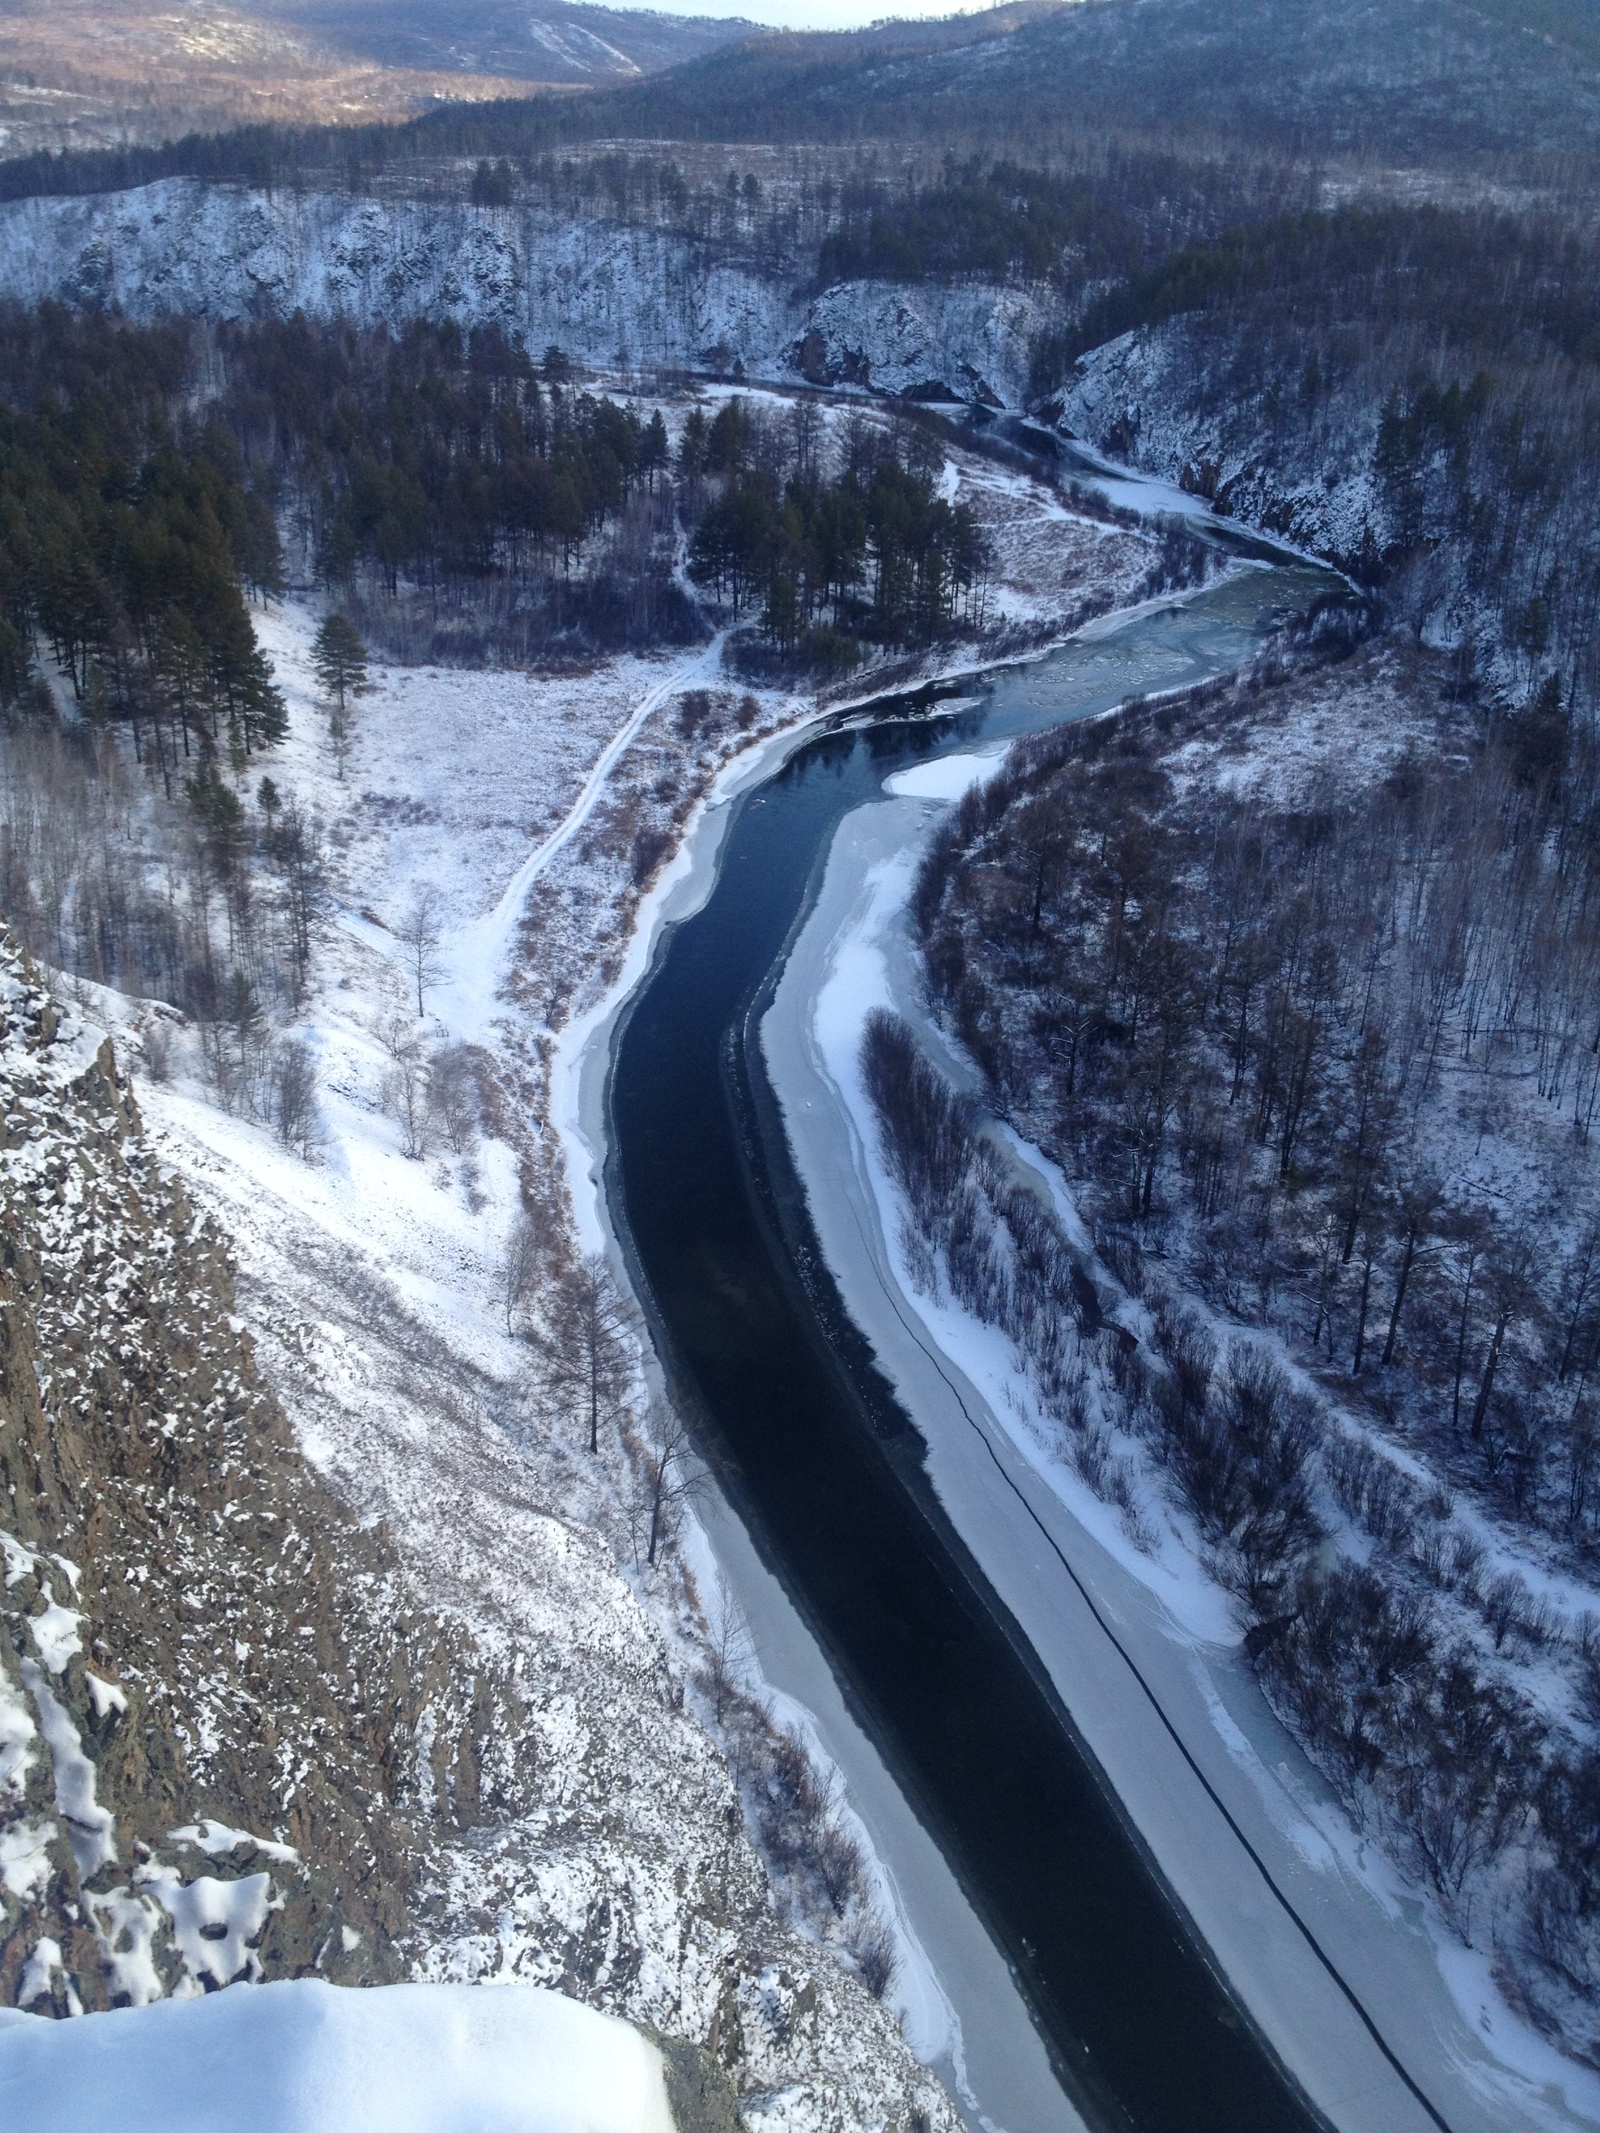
[607, 568, 1343, 2133]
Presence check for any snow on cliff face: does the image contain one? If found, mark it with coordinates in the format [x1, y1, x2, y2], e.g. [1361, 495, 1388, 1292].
[799, 279, 1047, 404]
[0, 180, 1047, 405]
[1062, 325, 1385, 561]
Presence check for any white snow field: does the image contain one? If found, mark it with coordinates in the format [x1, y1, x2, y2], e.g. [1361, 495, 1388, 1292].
[758, 702, 1600, 2133]
[0, 1980, 673, 2133]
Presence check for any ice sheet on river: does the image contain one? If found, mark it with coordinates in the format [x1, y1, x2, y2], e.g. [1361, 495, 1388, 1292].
[762, 776, 1600, 2133]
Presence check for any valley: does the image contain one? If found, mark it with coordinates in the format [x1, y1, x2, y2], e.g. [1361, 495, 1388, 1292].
[1, 3, 1599, 2128]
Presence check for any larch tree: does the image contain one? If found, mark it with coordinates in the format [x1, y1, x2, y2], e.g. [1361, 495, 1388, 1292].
[500, 1208, 542, 1336]
[635, 1400, 696, 1569]
[537, 1254, 633, 1455]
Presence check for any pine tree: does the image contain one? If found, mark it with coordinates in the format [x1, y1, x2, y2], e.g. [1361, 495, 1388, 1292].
[310, 613, 370, 712]
[0, 617, 33, 708]
[635, 410, 669, 496]
[311, 612, 372, 780]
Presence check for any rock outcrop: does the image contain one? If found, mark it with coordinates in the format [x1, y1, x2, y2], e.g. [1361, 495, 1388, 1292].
[0, 932, 509, 2009]
[0, 179, 1047, 408]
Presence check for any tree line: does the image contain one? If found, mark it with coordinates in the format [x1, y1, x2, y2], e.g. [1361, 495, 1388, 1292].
[1, 304, 701, 693]
[684, 396, 991, 663]
[0, 306, 312, 1136]
[0, 303, 285, 771]
[815, 153, 1311, 296]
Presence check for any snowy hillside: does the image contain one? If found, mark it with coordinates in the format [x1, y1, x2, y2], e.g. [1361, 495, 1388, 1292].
[0, 179, 1049, 406]
[25, 604, 959, 2129]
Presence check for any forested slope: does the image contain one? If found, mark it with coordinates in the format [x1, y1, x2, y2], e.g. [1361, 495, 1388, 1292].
[1055, 199, 1600, 724]
[884, 630, 1600, 2062]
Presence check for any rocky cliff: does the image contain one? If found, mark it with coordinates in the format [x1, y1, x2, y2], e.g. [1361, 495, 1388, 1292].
[0, 926, 957, 2125]
[0, 931, 498, 2009]
[0, 178, 1048, 407]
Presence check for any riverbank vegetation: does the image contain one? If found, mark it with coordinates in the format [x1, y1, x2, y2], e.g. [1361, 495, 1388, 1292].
[882, 627, 1600, 2059]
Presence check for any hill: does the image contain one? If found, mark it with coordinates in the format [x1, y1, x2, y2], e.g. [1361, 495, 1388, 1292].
[0, 0, 756, 162]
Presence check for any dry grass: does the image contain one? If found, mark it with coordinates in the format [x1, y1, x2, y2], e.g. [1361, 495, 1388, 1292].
[0, 1, 546, 158]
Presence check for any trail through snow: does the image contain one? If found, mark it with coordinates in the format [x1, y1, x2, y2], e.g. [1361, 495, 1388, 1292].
[436, 632, 727, 1041]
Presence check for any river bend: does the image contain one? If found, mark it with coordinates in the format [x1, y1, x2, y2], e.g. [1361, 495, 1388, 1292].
[608, 569, 1339, 2133]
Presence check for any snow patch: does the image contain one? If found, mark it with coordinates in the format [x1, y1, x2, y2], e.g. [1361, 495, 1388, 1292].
[0, 1660, 37, 1802]
[882, 752, 1001, 801]
[21, 1658, 117, 1876]
[137, 1867, 275, 1993]
[89, 1887, 168, 2008]
[0, 1978, 675, 2133]
[28, 1586, 83, 1673]
[14, 1937, 77, 2015]
[170, 1820, 299, 1866]
[83, 1674, 128, 1722]
[0, 1818, 55, 1902]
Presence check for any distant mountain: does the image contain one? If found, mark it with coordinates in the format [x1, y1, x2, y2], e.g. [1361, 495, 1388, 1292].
[0, 0, 758, 162]
[539, 0, 1600, 167]
[250, 0, 760, 85]
[6, 0, 1598, 189]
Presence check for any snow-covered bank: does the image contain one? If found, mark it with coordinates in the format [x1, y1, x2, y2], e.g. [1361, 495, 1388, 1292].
[761, 745, 1600, 2133]
[0, 1980, 673, 2133]
[539, 552, 1343, 2132]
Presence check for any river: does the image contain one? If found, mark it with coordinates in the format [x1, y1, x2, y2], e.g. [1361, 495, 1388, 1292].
[606, 565, 1348, 2133]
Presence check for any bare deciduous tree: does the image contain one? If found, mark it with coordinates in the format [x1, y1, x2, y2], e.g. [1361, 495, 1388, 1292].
[633, 1400, 697, 1569]
[500, 1208, 542, 1336]
[702, 1571, 752, 1725]
[381, 1051, 429, 1160]
[373, 1006, 421, 1063]
[395, 885, 445, 1018]
[536, 1253, 633, 1454]
[271, 1035, 321, 1160]
[427, 1041, 480, 1155]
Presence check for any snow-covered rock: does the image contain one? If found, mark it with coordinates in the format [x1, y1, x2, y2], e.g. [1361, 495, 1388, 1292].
[1061, 325, 1385, 562]
[0, 180, 1045, 405]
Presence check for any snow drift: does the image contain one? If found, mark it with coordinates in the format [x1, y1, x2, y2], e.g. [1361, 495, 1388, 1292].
[0, 1980, 675, 2133]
